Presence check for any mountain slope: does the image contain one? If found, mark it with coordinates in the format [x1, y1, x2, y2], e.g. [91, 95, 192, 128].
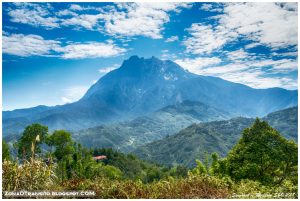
[3, 56, 297, 137]
[72, 100, 231, 152]
[133, 107, 298, 168]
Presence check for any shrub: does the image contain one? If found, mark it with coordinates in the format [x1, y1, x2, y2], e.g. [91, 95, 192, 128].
[59, 174, 229, 198]
[2, 159, 56, 191]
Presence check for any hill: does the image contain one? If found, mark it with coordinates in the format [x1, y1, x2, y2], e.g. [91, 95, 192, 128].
[133, 107, 298, 167]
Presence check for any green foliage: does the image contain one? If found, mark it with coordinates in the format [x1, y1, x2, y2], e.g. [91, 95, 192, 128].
[100, 165, 123, 180]
[226, 118, 298, 186]
[92, 148, 169, 182]
[2, 140, 11, 161]
[169, 165, 188, 178]
[211, 157, 229, 177]
[46, 130, 75, 161]
[190, 159, 207, 175]
[209, 152, 219, 175]
[46, 130, 77, 181]
[15, 123, 48, 160]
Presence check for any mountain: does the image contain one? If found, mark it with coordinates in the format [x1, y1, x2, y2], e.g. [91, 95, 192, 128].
[3, 56, 297, 137]
[71, 100, 231, 152]
[133, 107, 298, 168]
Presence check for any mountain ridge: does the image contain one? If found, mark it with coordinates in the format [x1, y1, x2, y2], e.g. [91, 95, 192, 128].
[3, 56, 298, 137]
[133, 106, 298, 168]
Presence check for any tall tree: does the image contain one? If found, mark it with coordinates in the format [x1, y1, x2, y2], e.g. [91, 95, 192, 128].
[16, 123, 48, 160]
[46, 130, 74, 161]
[226, 118, 297, 185]
[47, 130, 75, 181]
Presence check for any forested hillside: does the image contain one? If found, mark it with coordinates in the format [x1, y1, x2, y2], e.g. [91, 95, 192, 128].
[134, 107, 297, 167]
[72, 100, 230, 152]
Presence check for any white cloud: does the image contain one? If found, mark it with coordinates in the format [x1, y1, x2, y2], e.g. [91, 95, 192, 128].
[184, 3, 297, 55]
[183, 23, 237, 54]
[175, 57, 222, 74]
[220, 3, 297, 49]
[213, 70, 297, 89]
[180, 3, 298, 90]
[99, 64, 120, 74]
[61, 97, 72, 104]
[69, 4, 84, 11]
[200, 3, 223, 12]
[99, 67, 117, 74]
[7, 2, 60, 29]
[226, 49, 250, 61]
[69, 4, 98, 11]
[61, 86, 89, 103]
[3, 33, 126, 59]
[61, 14, 103, 30]
[102, 2, 192, 39]
[175, 55, 297, 89]
[7, 3, 103, 31]
[161, 53, 177, 60]
[56, 9, 78, 17]
[225, 48, 297, 73]
[165, 36, 179, 42]
[244, 42, 261, 49]
[160, 49, 178, 60]
[59, 42, 126, 59]
[272, 51, 298, 57]
[200, 3, 213, 11]
[2, 33, 60, 57]
[5, 2, 192, 39]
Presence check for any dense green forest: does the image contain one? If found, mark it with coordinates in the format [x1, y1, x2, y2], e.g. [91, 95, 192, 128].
[2, 119, 298, 198]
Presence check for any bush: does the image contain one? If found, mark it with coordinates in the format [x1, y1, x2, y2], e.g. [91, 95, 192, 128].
[2, 159, 56, 191]
[86, 163, 123, 180]
[59, 174, 229, 198]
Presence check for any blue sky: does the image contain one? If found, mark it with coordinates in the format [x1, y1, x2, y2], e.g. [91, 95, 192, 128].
[2, 2, 298, 110]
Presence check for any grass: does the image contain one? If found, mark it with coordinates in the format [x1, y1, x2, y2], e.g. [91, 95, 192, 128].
[2, 158, 297, 199]
[58, 174, 230, 199]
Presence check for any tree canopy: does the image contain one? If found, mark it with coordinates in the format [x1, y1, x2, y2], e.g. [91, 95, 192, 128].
[16, 123, 48, 160]
[46, 130, 74, 161]
[226, 118, 298, 186]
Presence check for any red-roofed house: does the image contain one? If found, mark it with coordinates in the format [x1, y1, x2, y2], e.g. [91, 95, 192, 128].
[93, 155, 107, 161]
